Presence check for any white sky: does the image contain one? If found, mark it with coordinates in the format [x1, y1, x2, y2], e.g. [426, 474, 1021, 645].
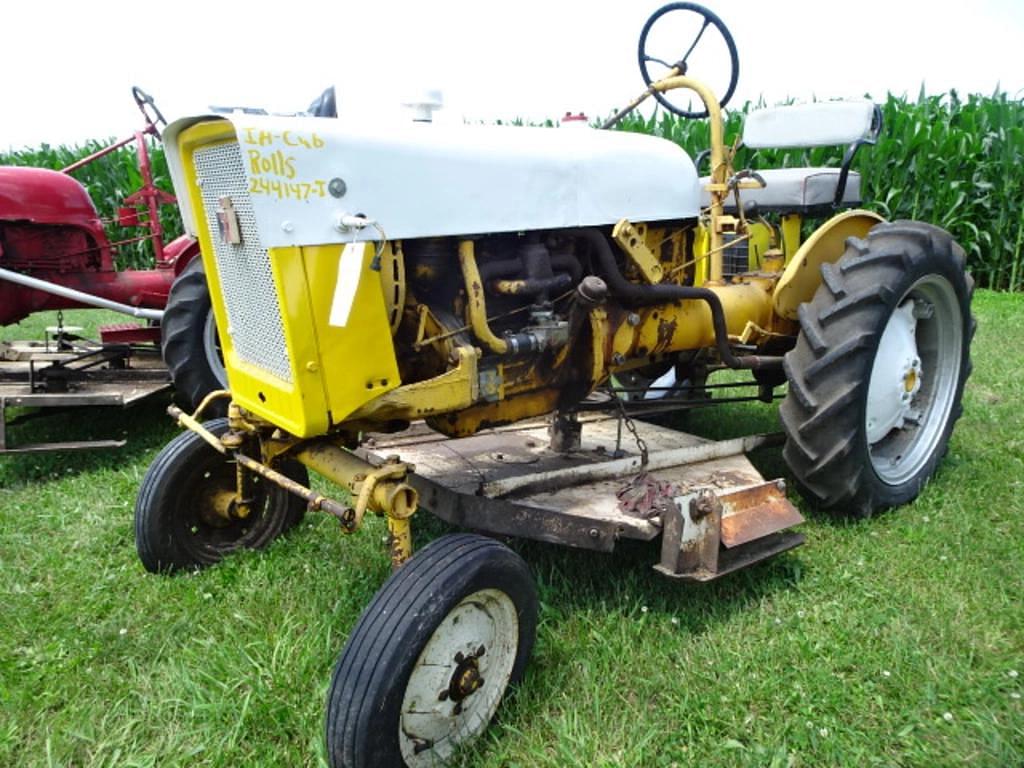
[2, 0, 1021, 150]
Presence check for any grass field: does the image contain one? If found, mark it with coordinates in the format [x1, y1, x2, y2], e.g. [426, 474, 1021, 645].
[1, 291, 1022, 767]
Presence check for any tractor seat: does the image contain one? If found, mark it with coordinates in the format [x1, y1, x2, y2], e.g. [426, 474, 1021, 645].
[701, 167, 862, 213]
[699, 100, 881, 216]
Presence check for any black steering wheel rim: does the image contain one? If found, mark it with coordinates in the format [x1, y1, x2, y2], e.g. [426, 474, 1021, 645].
[638, 2, 740, 119]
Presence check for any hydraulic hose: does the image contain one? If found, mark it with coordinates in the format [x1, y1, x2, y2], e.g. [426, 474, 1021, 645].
[567, 228, 782, 371]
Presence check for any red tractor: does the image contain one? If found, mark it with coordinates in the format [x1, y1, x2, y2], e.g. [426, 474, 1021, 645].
[0, 88, 224, 452]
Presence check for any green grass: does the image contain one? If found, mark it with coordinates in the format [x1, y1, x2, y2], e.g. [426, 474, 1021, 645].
[1, 292, 1022, 768]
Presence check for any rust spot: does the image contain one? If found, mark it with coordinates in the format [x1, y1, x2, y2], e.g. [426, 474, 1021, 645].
[655, 317, 678, 351]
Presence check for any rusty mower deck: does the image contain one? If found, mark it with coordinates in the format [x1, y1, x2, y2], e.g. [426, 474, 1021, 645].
[0, 336, 170, 454]
[358, 414, 804, 581]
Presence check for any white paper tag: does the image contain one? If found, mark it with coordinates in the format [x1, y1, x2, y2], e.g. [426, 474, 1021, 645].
[328, 243, 363, 327]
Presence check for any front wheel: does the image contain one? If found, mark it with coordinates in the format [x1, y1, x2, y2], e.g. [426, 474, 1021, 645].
[780, 221, 974, 517]
[326, 534, 538, 768]
[135, 418, 308, 573]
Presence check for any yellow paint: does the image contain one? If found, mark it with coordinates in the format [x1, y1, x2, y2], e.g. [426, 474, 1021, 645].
[348, 346, 479, 424]
[387, 517, 413, 568]
[780, 214, 803, 261]
[649, 74, 728, 281]
[176, 121, 400, 438]
[612, 219, 664, 284]
[772, 209, 885, 320]
[458, 240, 508, 354]
[746, 220, 774, 270]
[609, 281, 776, 366]
[240, 126, 329, 199]
[428, 389, 562, 438]
[692, 225, 711, 285]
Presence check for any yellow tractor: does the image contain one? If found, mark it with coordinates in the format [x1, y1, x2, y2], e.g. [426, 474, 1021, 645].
[136, 3, 973, 765]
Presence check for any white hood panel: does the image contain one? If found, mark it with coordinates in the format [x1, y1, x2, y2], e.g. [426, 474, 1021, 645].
[165, 114, 700, 247]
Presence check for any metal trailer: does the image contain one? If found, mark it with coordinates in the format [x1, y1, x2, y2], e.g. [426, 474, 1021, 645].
[0, 329, 169, 454]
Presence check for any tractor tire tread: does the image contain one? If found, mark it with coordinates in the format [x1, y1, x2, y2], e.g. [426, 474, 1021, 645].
[780, 221, 974, 518]
[326, 534, 537, 768]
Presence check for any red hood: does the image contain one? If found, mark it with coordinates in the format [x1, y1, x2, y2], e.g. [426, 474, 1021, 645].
[0, 166, 101, 226]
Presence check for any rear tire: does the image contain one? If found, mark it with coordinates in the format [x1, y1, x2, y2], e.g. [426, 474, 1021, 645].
[162, 258, 228, 415]
[325, 534, 538, 768]
[135, 418, 308, 573]
[780, 221, 974, 517]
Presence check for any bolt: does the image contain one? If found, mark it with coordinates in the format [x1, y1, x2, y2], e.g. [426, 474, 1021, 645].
[454, 652, 464, 664]
[589, 528, 600, 539]
[690, 489, 720, 522]
[612, 353, 625, 366]
[438, 690, 449, 702]
[280, 220, 295, 233]
[476, 645, 486, 657]
[627, 313, 641, 326]
[328, 177, 347, 198]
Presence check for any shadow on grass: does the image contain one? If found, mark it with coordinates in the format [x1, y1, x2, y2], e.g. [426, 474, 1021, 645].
[0, 392, 178, 487]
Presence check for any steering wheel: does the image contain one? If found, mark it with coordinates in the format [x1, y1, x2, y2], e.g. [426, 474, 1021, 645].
[638, 3, 739, 119]
[132, 86, 168, 137]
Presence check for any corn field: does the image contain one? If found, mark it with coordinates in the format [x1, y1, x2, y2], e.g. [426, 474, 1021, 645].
[2, 91, 1022, 288]
[617, 90, 1024, 291]
[0, 136, 179, 271]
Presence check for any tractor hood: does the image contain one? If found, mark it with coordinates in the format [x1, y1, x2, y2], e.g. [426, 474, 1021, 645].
[164, 113, 700, 247]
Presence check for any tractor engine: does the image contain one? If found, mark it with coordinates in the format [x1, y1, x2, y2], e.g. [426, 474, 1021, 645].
[162, 112, 788, 441]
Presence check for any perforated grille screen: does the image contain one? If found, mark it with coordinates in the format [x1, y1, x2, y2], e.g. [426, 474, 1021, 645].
[193, 142, 292, 383]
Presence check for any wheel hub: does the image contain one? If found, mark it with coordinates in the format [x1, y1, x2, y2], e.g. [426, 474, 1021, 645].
[198, 488, 240, 528]
[866, 300, 923, 444]
[444, 647, 486, 706]
[399, 588, 520, 767]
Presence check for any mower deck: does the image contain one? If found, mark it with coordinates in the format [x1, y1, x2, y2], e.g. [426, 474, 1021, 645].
[360, 414, 805, 580]
[0, 339, 170, 454]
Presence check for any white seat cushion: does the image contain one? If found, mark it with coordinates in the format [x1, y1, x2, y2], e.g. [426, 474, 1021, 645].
[743, 101, 876, 149]
[700, 167, 861, 212]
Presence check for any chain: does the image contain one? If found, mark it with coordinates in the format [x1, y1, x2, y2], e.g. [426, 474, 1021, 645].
[614, 395, 649, 467]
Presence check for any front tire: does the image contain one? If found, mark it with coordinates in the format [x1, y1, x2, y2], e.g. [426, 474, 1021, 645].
[135, 418, 308, 573]
[326, 534, 538, 768]
[780, 221, 974, 517]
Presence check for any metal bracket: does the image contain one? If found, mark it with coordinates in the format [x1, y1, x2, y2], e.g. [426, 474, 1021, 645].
[612, 219, 664, 284]
[655, 480, 805, 581]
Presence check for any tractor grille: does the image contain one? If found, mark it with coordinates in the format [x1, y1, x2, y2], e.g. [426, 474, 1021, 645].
[193, 142, 292, 383]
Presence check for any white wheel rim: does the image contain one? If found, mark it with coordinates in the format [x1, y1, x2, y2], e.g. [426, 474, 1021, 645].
[203, 310, 228, 387]
[866, 275, 963, 485]
[399, 588, 519, 767]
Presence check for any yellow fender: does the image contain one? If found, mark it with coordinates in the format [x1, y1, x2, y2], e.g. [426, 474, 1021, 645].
[772, 209, 885, 320]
